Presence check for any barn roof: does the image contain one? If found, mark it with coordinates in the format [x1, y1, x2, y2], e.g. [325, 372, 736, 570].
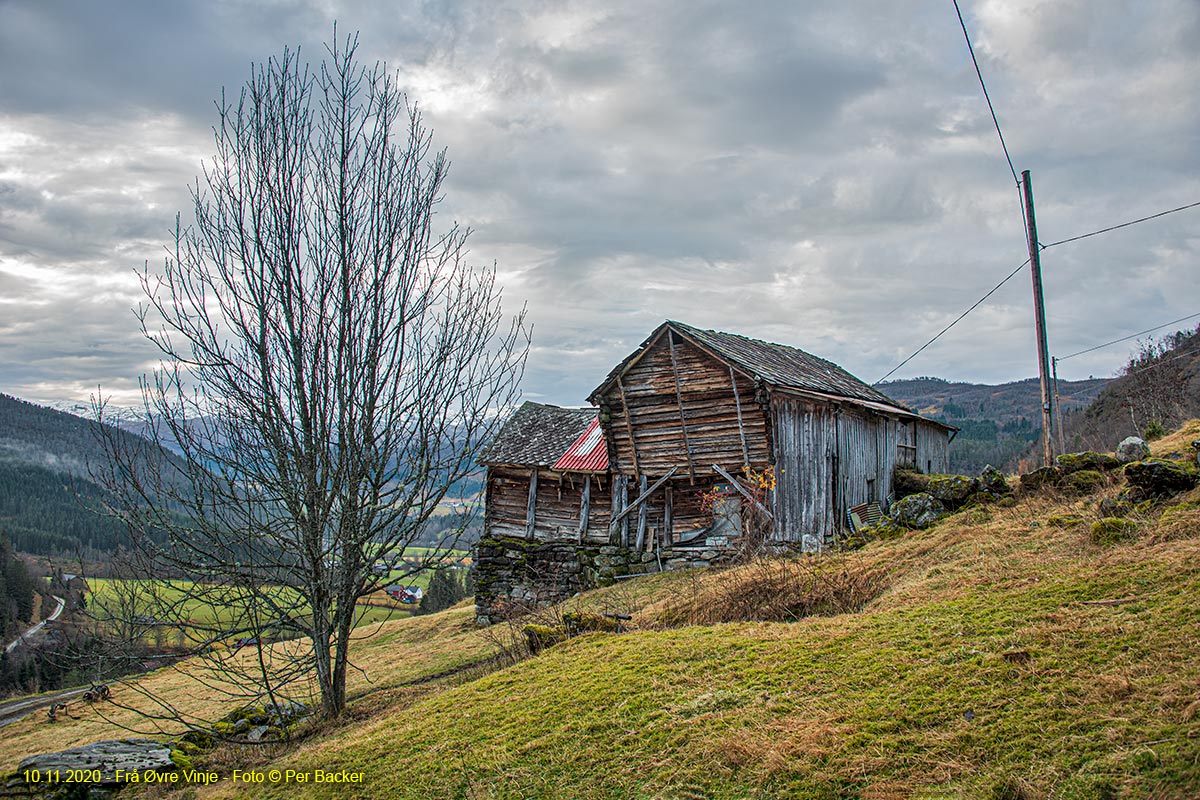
[553, 418, 609, 472]
[478, 401, 600, 468]
[588, 321, 952, 428]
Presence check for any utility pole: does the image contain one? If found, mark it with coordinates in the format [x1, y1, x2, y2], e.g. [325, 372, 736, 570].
[1022, 169, 1055, 465]
[1052, 356, 1065, 455]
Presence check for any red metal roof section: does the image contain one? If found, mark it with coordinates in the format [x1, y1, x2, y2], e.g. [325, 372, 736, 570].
[552, 418, 608, 472]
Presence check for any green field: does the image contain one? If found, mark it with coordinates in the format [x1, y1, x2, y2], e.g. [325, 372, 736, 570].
[84, 577, 421, 642]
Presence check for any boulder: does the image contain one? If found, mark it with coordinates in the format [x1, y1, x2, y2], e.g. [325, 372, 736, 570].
[890, 492, 945, 529]
[979, 465, 1012, 496]
[18, 739, 173, 784]
[1116, 436, 1151, 464]
[893, 468, 931, 496]
[1063, 469, 1106, 495]
[927, 474, 980, 509]
[1124, 458, 1199, 498]
[1020, 465, 1062, 492]
[1055, 451, 1121, 474]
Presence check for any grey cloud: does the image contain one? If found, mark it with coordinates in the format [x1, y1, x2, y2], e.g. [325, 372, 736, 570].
[0, 0, 1197, 407]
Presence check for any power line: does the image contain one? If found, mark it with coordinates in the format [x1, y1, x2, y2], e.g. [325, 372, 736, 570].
[873, 258, 1029, 385]
[1041, 200, 1200, 249]
[1057, 311, 1200, 361]
[953, 0, 1019, 186]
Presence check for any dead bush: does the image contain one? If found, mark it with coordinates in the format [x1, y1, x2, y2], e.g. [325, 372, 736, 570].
[645, 554, 889, 628]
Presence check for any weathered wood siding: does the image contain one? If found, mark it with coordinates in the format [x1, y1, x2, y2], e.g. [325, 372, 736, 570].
[771, 397, 952, 546]
[770, 397, 836, 544]
[484, 467, 614, 544]
[914, 420, 950, 475]
[597, 332, 770, 478]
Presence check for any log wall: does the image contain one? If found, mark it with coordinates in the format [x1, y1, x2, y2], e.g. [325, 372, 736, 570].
[484, 467, 614, 544]
[597, 332, 771, 478]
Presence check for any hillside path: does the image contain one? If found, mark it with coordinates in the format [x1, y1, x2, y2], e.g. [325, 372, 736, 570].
[4, 595, 65, 654]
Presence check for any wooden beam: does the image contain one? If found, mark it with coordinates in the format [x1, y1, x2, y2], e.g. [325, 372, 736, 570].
[663, 483, 673, 548]
[730, 366, 750, 468]
[616, 376, 642, 480]
[578, 475, 591, 544]
[610, 474, 624, 546]
[635, 474, 649, 551]
[668, 332, 697, 485]
[609, 467, 678, 532]
[525, 468, 539, 539]
[711, 463, 774, 521]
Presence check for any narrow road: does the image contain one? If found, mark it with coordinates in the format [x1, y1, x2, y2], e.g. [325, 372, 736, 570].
[0, 687, 87, 728]
[5, 595, 65, 654]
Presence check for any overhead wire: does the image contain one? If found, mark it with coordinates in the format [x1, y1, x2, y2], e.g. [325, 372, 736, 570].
[874, 3, 1029, 387]
[1041, 199, 1200, 249]
[873, 258, 1029, 385]
[952, 0, 1019, 186]
[1057, 312, 1200, 362]
[878, 7, 1198, 386]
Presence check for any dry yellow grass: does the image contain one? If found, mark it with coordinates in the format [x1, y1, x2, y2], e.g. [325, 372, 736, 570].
[0, 601, 494, 773]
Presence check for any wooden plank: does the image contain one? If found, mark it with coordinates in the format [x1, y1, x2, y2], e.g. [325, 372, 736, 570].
[525, 468, 538, 539]
[617, 375, 642, 479]
[668, 332, 697, 484]
[711, 463, 774, 520]
[663, 483, 673, 547]
[730, 366, 749, 467]
[635, 474, 649, 551]
[578, 475, 591, 544]
[609, 467, 678, 532]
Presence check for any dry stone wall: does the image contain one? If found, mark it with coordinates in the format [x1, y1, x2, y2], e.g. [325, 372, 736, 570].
[473, 534, 736, 624]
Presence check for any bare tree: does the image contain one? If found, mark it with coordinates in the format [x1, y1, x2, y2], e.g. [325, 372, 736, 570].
[92, 33, 528, 720]
[1119, 329, 1197, 436]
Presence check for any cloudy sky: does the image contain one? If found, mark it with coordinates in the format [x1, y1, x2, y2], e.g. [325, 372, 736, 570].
[1, 0, 1197, 409]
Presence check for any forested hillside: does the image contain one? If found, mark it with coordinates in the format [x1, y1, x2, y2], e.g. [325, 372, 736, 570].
[881, 375, 1109, 473]
[0, 395, 138, 557]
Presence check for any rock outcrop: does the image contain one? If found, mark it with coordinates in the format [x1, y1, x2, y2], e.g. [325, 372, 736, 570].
[16, 739, 173, 784]
[890, 493, 945, 529]
[1123, 458, 1199, 498]
[1116, 436, 1151, 464]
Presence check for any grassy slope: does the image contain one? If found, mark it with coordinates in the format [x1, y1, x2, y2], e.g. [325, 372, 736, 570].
[6, 424, 1200, 798]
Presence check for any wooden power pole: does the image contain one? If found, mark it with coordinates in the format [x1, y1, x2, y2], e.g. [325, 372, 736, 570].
[1022, 169, 1055, 466]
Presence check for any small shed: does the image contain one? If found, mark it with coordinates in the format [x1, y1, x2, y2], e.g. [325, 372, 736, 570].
[478, 401, 614, 544]
[588, 321, 956, 548]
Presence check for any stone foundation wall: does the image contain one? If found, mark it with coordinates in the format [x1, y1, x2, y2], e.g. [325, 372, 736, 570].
[473, 534, 738, 624]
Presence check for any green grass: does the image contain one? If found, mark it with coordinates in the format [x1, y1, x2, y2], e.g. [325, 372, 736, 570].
[235, 536, 1200, 799]
[10, 427, 1200, 798]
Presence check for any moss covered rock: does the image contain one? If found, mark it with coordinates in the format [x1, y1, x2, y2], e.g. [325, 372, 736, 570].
[979, 465, 1012, 496]
[1020, 465, 1062, 492]
[561, 610, 620, 634]
[1124, 458, 1199, 497]
[927, 474, 980, 509]
[1055, 451, 1121, 474]
[890, 492, 945, 529]
[1063, 469, 1106, 495]
[1047, 513, 1086, 528]
[1090, 517, 1140, 545]
[524, 623, 568, 654]
[893, 468, 931, 496]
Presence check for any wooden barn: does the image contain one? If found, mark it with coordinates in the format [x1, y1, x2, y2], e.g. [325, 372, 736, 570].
[477, 401, 613, 544]
[588, 321, 956, 549]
